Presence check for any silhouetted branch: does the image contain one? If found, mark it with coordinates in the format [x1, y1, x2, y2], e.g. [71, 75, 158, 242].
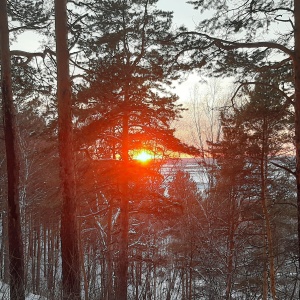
[175, 31, 294, 58]
[230, 81, 294, 109]
[270, 161, 296, 177]
[10, 48, 55, 65]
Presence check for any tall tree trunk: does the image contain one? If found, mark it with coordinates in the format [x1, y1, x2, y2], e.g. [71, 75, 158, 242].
[78, 221, 88, 300]
[260, 117, 276, 299]
[188, 239, 193, 300]
[2, 205, 10, 284]
[294, 1, 300, 297]
[225, 192, 235, 300]
[47, 227, 54, 297]
[36, 224, 41, 295]
[0, 0, 25, 299]
[106, 204, 113, 300]
[262, 234, 268, 300]
[117, 105, 129, 299]
[54, 0, 81, 298]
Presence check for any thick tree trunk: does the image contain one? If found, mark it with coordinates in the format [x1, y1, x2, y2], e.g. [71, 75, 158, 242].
[294, 0, 300, 297]
[54, 0, 81, 298]
[0, 0, 25, 299]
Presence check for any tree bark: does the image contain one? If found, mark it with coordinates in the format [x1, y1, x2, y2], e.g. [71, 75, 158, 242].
[36, 225, 41, 294]
[225, 193, 235, 300]
[117, 107, 129, 300]
[294, 1, 300, 298]
[260, 116, 276, 299]
[106, 204, 113, 299]
[54, 0, 81, 298]
[262, 238, 268, 300]
[0, 0, 25, 299]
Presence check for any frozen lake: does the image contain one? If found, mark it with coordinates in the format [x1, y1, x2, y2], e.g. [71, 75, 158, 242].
[161, 158, 210, 191]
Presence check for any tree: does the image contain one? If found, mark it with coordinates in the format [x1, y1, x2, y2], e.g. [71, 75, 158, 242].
[204, 74, 295, 298]
[0, 0, 25, 298]
[206, 119, 258, 299]
[173, 0, 300, 288]
[73, 1, 199, 298]
[167, 170, 202, 300]
[55, 0, 81, 298]
[233, 77, 293, 299]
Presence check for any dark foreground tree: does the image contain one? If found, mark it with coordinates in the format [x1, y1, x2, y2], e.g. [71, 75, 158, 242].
[0, 0, 25, 298]
[74, 1, 199, 298]
[55, 0, 81, 298]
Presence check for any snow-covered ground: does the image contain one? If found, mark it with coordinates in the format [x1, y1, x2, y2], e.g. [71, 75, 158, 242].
[0, 281, 47, 300]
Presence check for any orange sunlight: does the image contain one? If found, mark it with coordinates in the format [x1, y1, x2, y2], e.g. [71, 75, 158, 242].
[133, 150, 153, 163]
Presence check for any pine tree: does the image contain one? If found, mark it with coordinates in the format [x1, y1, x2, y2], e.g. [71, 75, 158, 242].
[0, 0, 25, 298]
[55, 0, 81, 298]
[206, 74, 294, 298]
[167, 170, 201, 300]
[174, 0, 300, 282]
[73, 1, 199, 298]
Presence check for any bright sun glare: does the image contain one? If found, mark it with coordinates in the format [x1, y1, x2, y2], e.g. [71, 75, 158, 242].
[134, 150, 153, 163]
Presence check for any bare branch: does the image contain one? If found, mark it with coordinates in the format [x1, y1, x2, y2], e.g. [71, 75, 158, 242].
[270, 161, 296, 177]
[10, 48, 56, 65]
[9, 23, 49, 32]
[230, 81, 294, 108]
[257, 57, 292, 72]
[275, 202, 297, 208]
[176, 31, 294, 58]
[69, 57, 89, 72]
[274, 15, 295, 30]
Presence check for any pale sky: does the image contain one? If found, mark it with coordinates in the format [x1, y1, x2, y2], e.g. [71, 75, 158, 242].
[12, 0, 204, 103]
[13, 1, 199, 51]
[11, 1, 221, 145]
[157, 0, 200, 30]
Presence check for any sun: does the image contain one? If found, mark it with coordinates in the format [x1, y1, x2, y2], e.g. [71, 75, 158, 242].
[133, 150, 153, 163]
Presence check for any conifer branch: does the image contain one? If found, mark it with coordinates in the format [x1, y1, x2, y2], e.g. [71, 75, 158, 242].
[175, 31, 294, 58]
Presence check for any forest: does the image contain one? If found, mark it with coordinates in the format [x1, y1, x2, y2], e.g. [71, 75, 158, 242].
[0, 0, 298, 299]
